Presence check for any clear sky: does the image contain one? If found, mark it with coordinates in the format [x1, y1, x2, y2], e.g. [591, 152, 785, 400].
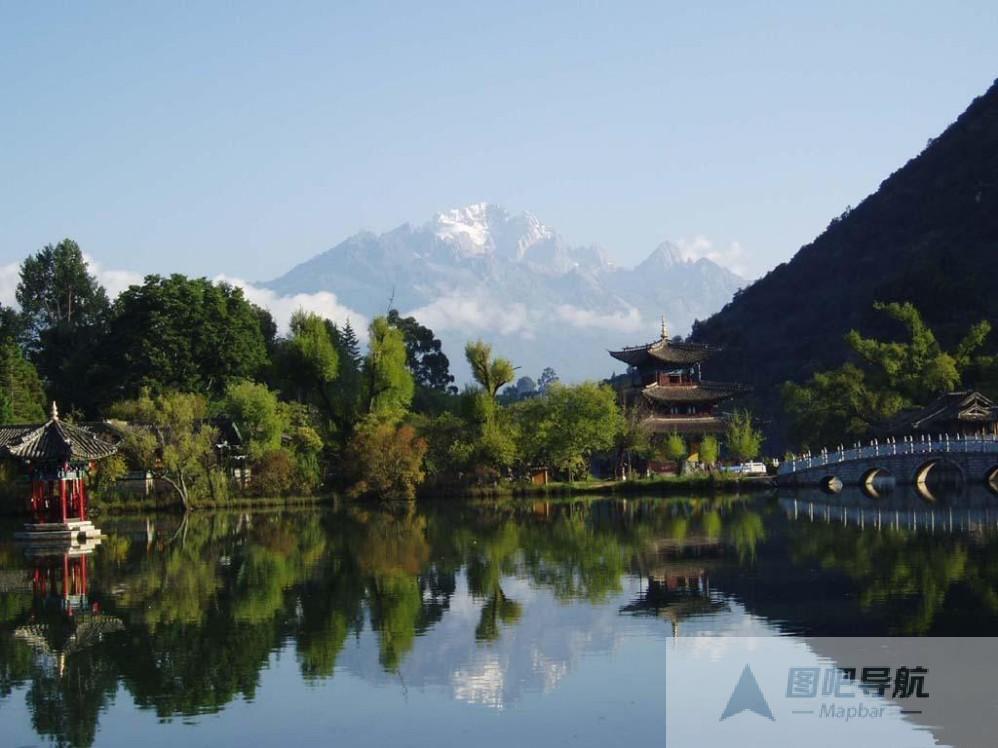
[1, 1, 996, 282]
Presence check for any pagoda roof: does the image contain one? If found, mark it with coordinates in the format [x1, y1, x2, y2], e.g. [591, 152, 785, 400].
[642, 416, 728, 434]
[641, 381, 749, 405]
[609, 337, 716, 367]
[0, 404, 117, 463]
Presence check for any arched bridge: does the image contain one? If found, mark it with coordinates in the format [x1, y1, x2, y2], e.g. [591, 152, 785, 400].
[777, 434, 998, 500]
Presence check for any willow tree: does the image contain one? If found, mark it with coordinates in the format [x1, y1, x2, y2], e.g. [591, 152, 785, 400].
[363, 316, 414, 419]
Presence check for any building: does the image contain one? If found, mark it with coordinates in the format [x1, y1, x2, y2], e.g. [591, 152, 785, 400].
[0, 403, 117, 540]
[883, 390, 998, 437]
[609, 322, 748, 460]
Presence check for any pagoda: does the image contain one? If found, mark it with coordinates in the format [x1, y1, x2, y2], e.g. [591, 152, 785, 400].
[609, 320, 748, 443]
[0, 403, 117, 543]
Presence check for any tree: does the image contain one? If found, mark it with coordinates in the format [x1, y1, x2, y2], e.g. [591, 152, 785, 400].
[363, 317, 414, 419]
[465, 340, 515, 400]
[387, 309, 456, 393]
[700, 434, 720, 468]
[110, 390, 219, 510]
[782, 302, 992, 448]
[16, 240, 110, 413]
[100, 275, 270, 403]
[538, 367, 559, 392]
[347, 419, 428, 501]
[660, 432, 687, 466]
[17, 239, 109, 342]
[0, 341, 46, 423]
[512, 382, 622, 481]
[725, 410, 763, 463]
[220, 380, 287, 460]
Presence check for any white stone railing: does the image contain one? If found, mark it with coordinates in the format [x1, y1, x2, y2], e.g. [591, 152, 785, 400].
[778, 433, 998, 475]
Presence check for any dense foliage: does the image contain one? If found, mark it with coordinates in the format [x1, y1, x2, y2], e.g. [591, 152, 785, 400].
[783, 303, 994, 449]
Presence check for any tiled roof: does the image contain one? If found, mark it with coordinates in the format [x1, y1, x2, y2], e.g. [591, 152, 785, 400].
[883, 390, 998, 433]
[609, 338, 716, 367]
[641, 381, 749, 404]
[643, 416, 728, 434]
[0, 418, 117, 463]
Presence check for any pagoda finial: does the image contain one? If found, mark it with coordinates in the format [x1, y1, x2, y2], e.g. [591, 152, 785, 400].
[660, 316, 668, 341]
[51, 401, 59, 421]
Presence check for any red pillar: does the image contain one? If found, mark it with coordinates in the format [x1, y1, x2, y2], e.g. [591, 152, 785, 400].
[79, 480, 88, 521]
[60, 479, 67, 523]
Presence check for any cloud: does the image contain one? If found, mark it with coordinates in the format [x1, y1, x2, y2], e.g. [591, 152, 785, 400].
[0, 262, 19, 307]
[675, 235, 750, 277]
[214, 274, 369, 338]
[555, 304, 644, 334]
[406, 293, 533, 338]
[83, 254, 144, 299]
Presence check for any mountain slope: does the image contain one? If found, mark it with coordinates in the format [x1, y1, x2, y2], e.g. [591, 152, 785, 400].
[692, 78, 998, 418]
[267, 203, 744, 381]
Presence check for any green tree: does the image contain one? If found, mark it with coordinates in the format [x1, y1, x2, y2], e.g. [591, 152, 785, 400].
[220, 380, 287, 460]
[465, 340, 515, 400]
[661, 432, 687, 466]
[0, 341, 46, 423]
[16, 239, 109, 343]
[101, 275, 269, 403]
[387, 309, 456, 393]
[363, 316, 414, 419]
[782, 302, 992, 448]
[16, 240, 110, 413]
[699, 434, 720, 468]
[512, 382, 622, 481]
[725, 410, 763, 463]
[110, 390, 219, 510]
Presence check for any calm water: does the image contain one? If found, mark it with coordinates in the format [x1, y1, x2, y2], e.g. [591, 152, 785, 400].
[2, 491, 998, 747]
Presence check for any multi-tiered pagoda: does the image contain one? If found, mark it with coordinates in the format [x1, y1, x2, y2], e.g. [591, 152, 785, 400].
[609, 321, 748, 441]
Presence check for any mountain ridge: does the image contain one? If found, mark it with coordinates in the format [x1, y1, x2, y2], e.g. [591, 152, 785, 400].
[266, 203, 745, 381]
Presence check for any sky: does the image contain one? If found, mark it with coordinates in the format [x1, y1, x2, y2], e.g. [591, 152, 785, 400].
[1, 1, 997, 288]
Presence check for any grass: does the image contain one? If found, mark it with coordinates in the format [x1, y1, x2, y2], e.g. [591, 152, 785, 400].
[422, 473, 773, 499]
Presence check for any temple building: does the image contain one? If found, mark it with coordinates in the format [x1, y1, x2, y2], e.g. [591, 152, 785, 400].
[882, 390, 998, 437]
[609, 321, 748, 448]
[0, 403, 117, 542]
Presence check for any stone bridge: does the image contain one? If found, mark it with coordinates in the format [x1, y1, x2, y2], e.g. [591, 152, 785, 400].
[777, 434, 998, 500]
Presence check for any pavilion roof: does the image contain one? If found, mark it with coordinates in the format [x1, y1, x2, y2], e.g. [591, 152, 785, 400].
[642, 416, 728, 434]
[0, 404, 117, 463]
[641, 381, 749, 405]
[609, 337, 716, 368]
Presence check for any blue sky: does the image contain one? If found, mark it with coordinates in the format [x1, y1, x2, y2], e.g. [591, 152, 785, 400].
[1, 1, 996, 282]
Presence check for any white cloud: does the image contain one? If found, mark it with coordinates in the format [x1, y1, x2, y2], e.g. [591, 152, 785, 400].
[214, 274, 369, 338]
[555, 304, 644, 334]
[0, 262, 19, 307]
[83, 254, 144, 299]
[676, 235, 750, 277]
[406, 293, 533, 338]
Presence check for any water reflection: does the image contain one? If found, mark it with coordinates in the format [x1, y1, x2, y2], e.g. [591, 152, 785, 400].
[1, 493, 996, 746]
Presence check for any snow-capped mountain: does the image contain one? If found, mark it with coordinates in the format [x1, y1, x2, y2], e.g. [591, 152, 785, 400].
[265, 203, 744, 381]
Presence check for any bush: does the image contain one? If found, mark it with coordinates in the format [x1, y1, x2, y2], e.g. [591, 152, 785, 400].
[252, 449, 296, 497]
[347, 419, 428, 501]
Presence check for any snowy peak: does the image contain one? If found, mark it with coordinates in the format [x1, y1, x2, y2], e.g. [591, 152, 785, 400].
[429, 202, 555, 260]
[637, 241, 685, 271]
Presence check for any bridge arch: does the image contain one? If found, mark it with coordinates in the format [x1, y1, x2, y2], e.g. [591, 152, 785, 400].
[986, 465, 998, 496]
[860, 468, 894, 499]
[820, 475, 843, 494]
[914, 459, 964, 503]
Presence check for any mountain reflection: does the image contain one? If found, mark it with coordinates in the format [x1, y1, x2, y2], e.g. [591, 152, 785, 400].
[2, 493, 998, 746]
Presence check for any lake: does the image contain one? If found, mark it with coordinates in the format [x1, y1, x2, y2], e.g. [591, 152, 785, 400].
[2, 491, 998, 747]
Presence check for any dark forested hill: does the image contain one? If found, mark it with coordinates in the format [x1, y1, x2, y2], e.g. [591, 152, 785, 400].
[692, 77, 998, 430]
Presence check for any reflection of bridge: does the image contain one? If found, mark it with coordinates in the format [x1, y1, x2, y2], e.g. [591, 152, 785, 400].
[777, 434, 998, 499]
[779, 497, 998, 534]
